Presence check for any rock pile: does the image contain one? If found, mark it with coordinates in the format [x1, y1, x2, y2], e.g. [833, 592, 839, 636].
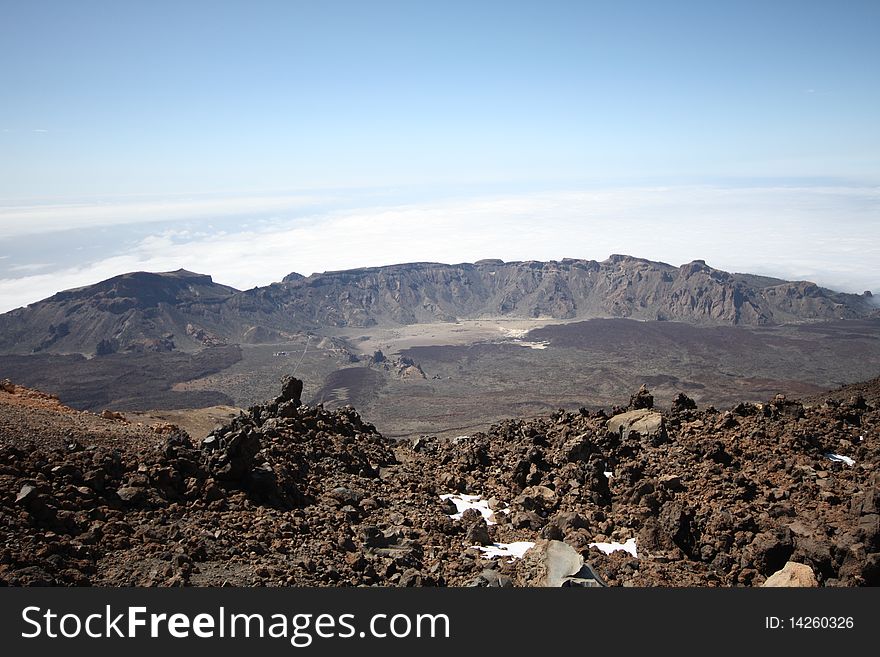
[1, 376, 878, 587]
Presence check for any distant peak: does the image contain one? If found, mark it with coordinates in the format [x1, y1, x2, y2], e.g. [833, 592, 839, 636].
[603, 254, 663, 267]
[116, 269, 212, 282]
[680, 259, 712, 271]
[165, 268, 211, 280]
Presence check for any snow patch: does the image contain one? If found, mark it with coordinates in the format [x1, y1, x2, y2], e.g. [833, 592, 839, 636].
[589, 537, 638, 559]
[440, 493, 507, 525]
[497, 327, 549, 349]
[825, 453, 855, 467]
[512, 340, 549, 350]
[475, 541, 536, 560]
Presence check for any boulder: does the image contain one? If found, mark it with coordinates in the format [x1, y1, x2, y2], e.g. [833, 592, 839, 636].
[638, 501, 696, 556]
[514, 485, 558, 512]
[276, 376, 303, 407]
[607, 409, 666, 442]
[517, 539, 606, 587]
[510, 510, 546, 530]
[747, 529, 794, 575]
[15, 484, 37, 505]
[629, 385, 654, 410]
[762, 562, 818, 587]
[542, 511, 589, 538]
[671, 392, 697, 413]
[203, 428, 262, 481]
[116, 486, 146, 503]
[465, 520, 492, 546]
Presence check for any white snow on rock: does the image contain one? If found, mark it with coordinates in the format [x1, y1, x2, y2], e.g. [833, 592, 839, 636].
[440, 493, 507, 525]
[513, 340, 549, 350]
[825, 453, 855, 467]
[475, 541, 536, 560]
[589, 537, 638, 558]
[497, 328, 549, 349]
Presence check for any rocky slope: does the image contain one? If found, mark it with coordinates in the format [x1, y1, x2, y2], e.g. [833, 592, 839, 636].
[1, 375, 877, 587]
[0, 269, 238, 355]
[1, 256, 875, 354]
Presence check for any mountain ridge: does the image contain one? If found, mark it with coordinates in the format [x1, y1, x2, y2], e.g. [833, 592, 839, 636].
[0, 255, 875, 355]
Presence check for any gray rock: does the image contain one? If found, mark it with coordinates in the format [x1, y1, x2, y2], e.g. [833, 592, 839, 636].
[468, 569, 513, 587]
[607, 409, 666, 441]
[116, 486, 145, 503]
[465, 520, 492, 546]
[518, 539, 606, 587]
[15, 484, 37, 505]
[329, 486, 363, 507]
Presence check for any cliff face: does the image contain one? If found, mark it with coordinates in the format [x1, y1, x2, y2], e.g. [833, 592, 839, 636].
[0, 256, 876, 354]
[225, 255, 875, 329]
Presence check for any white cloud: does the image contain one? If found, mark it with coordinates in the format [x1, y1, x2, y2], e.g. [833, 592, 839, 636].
[0, 192, 328, 238]
[5, 263, 52, 273]
[0, 185, 877, 313]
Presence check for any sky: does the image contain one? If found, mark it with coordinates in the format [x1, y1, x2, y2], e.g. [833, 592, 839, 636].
[1, 0, 879, 312]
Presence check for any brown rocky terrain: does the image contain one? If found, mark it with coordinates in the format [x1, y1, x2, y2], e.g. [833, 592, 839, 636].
[1, 374, 877, 587]
[122, 406, 243, 443]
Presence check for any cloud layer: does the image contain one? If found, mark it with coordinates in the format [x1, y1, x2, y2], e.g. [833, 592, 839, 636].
[0, 192, 327, 239]
[0, 185, 877, 313]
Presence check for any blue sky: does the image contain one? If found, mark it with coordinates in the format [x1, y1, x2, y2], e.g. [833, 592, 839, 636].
[0, 0, 878, 310]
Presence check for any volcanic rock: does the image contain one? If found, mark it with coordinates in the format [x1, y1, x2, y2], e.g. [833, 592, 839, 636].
[1, 374, 879, 587]
[517, 540, 605, 587]
[607, 409, 666, 442]
[671, 393, 697, 413]
[468, 569, 514, 587]
[762, 562, 819, 587]
[276, 376, 303, 407]
[465, 519, 492, 547]
[513, 485, 558, 512]
[629, 385, 654, 410]
[747, 529, 795, 576]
